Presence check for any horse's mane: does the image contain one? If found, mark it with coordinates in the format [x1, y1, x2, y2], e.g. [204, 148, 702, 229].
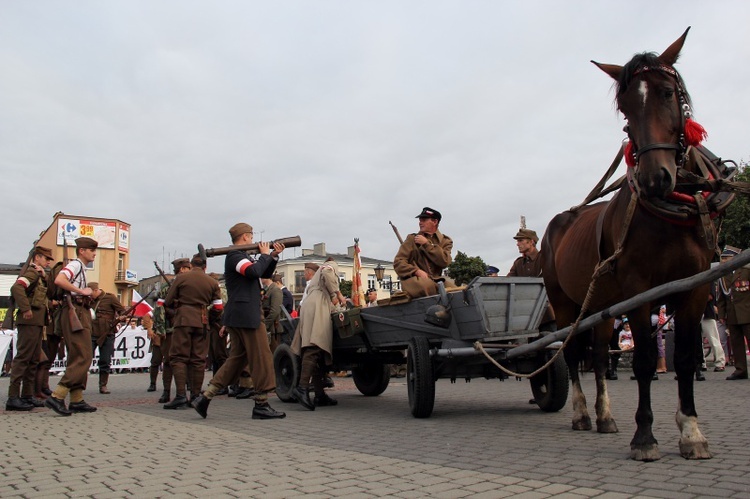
[615, 52, 692, 107]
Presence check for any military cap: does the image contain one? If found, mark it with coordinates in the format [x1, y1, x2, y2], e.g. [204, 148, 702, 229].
[171, 257, 191, 272]
[486, 265, 500, 276]
[75, 237, 98, 249]
[304, 262, 320, 271]
[513, 228, 539, 243]
[721, 245, 741, 257]
[229, 222, 253, 241]
[87, 282, 99, 291]
[416, 207, 442, 221]
[34, 245, 54, 260]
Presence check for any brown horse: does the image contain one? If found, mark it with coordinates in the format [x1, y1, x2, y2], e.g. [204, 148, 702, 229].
[542, 28, 732, 461]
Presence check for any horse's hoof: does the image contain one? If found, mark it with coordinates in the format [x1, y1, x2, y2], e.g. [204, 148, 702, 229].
[630, 444, 661, 462]
[679, 441, 712, 460]
[572, 416, 592, 431]
[596, 418, 618, 434]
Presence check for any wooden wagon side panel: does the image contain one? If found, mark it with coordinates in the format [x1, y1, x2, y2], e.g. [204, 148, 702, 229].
[464, 277, 546, 339]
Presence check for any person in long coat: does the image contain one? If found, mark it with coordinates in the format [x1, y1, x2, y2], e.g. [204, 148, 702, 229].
[291, 257, 346, 410]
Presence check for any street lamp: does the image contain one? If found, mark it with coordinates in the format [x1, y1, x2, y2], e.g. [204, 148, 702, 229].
[374, 264, 385, 282]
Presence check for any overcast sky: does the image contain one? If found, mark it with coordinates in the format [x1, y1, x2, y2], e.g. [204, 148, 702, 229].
[2, 1, 749, 278]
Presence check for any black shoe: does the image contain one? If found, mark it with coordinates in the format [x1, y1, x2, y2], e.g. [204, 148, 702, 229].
[147, 383, 156, 392]
[630, 375, 637, 380]
[21, 396, 45, 408]
[158, 391, 170, 403]
[700, 366, 708, 372]
[252, 402, 286, 419]
[215, 387, 228, 396]
[313, 393, 338, 407]
[69, 401, 97, 413]
[235, 388, 255, 399]
[163, 395, 189, 409]
[44, 396, 72, 416]
[605, 370, 618, 380]
[42, 388, 53, 396]
[291, 387, 315, 411]
[227, 385, 239, 397]
[695, 371, 706, 381]
[6, 397, 34, 411]
[652, 373, 659, 381]
[192, 394, 211, 419]
[324, 377, 335, 389]
[726, 371, 748, 380]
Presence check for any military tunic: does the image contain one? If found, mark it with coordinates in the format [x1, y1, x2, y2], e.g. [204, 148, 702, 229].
[8, 265, 48, 399]
[91, 292, 126, 377]
[394, 230, 453, 298]
[717, 265, 750, 375]
[262, 283, 284, 352]
[165, 267, 223, 397]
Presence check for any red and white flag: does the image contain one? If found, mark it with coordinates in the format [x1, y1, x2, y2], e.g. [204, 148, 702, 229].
[132, 290, 154, 317]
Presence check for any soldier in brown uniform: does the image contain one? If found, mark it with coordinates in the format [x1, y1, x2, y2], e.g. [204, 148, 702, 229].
[141, 311, 162, 392]
[207, 273, 228, 387]
[155, 258, 191, 403]
[394, 207, 453, 299]
[45, 237, 98, 416]
[262, 277, 284, 353]
[88, 282, 126, 394]
[507, 227, 542, 277]
[6, 246, 55, 411]
[164, 255, 223, 409]
[717, 245, 750, 380]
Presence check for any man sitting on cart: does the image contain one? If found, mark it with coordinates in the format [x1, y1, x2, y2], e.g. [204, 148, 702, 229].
[394, 207, 453, 299]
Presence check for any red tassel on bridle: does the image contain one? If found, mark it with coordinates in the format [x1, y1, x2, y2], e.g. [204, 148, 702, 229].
[684, 118, 707, 147]
[624, 141, 635, 167]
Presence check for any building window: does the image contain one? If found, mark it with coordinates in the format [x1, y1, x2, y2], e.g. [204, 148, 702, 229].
[367, 274, 376, 290]
[294, 271, 306, 293]
[338, 272, 345, 282]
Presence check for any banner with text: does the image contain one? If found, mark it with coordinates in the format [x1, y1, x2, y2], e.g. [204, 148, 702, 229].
[49, 326, 153, 372]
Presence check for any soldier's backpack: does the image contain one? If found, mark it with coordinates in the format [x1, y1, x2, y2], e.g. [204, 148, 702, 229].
[46, 261, 65, 300]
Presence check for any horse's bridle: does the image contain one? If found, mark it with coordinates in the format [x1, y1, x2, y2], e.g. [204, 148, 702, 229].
[625, 64, 691, 168]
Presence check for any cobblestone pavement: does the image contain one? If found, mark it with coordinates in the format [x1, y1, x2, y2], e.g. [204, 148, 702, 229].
[1, 368, 749, 498]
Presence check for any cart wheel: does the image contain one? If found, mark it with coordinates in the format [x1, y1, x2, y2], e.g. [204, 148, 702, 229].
[273, 343, 299, 403]
[352, 361, 391, 396]
[530, 352, 569, 412]
[407, 336, 435, 418]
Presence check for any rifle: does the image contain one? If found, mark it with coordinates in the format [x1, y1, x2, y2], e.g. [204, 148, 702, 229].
[197, 235, 301, 260]
[62, 238, 84, 333]
[153, 261, 172, 289]
[389, 221, 404, 245]
[1, 244, 39, 330]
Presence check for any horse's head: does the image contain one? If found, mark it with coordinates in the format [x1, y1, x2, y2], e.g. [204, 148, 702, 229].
[593, 28, 693, 200]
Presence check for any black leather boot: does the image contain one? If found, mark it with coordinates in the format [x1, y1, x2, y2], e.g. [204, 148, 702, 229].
[6, 397, 34, 411]
[192, 394, 211, 418]
[163, 395, 189, 409]
[158, 390, 170, 403]
[291, 387, 315, 411]
[252, 402, 286, 419]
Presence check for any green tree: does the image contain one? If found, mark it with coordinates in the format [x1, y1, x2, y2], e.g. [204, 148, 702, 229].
[339, 279, 352, 298]
[719, 163, 750, 250]
[447, 251, 487, 286]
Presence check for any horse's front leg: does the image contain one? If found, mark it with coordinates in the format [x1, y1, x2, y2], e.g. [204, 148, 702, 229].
[565, 343, 591, 430]
[629, 314, 660, 461]
[674, 317, 712, 459]
[593, 323, 617, 433]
